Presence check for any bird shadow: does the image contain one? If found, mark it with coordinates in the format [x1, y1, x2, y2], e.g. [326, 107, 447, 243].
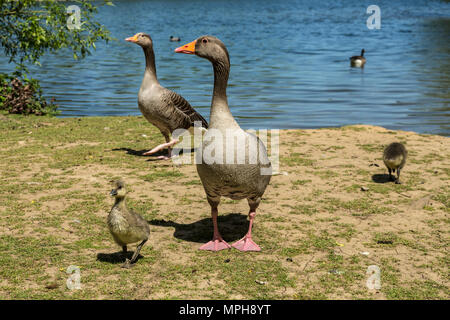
[112, 147, 194, 161]
[372, 174, 393, 184]
[112, 147, 165, 158]
[96, 251, 143, 264]
[148, 213, 249, 244]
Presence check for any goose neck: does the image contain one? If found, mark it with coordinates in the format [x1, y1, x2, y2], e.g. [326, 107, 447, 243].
[113, 197, 126, 209]
[143, 46, 158, 84]
[210, 59, 238, 128]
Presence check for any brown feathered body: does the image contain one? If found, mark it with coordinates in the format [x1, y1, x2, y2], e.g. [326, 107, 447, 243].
[138, 83, 208, 136]
[350, 49, 366, 67]
[383, 142, 407, 172]
[108, 202, 150, 247]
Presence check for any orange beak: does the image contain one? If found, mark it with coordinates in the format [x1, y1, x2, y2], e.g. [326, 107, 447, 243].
[125, 34, 139, 43]
[175, 40, 196, 54]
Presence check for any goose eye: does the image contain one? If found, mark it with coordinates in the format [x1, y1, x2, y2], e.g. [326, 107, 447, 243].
[202, 38, 208, 44]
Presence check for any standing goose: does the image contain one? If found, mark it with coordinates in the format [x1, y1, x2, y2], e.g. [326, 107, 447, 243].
[125, 33, 208, 159]
[175, 36, 272, 252]
[350, 49, 366, 68]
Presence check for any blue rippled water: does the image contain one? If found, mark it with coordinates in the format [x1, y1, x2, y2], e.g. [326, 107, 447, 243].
[0, 0, 449, 135]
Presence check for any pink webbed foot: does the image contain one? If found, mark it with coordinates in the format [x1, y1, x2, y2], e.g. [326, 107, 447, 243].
[143, 139, 179, 156]
[199, 238, 231, 251]
[146, 148, 178, 161]
[155, 155, 174, 161]
[232, 236, 261, 252]
[143, 148, 161, 156]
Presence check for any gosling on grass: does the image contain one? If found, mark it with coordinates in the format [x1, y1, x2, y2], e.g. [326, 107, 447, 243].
[383, 142, 408, 184]
[108, 180, 150, 268]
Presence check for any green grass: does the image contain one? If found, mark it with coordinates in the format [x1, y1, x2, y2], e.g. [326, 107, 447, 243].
[282, 153, 316, 167]
[322, 197, 391, 216]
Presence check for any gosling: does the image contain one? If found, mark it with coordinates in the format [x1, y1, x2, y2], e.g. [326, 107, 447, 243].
[383, 142, 408, 184]
[108, 180, 150, 268]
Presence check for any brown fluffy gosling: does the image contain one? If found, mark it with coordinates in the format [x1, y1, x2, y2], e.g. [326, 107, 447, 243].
[108, 180, 150, 268]
[383, 142, 408, 184]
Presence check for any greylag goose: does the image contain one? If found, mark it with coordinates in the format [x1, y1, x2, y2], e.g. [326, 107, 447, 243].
[108, 179, 150, 268]
[126, 33, 208, 159]
[350, 49, 366, 67]
[170, 36, 181, 42]
[175, 36, 272, 252]
[383, 142, 407, 184]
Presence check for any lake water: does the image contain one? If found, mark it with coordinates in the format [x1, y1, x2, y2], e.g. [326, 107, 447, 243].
[1, 0, 449, 136]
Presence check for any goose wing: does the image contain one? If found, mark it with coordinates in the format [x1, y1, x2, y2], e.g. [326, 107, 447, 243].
[163, 90, 208, 129]
[126, 209, 150, 234]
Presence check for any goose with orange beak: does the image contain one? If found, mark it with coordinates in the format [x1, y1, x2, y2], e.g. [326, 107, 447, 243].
[175, 36, 272, 252]
[174, 40, 196, 54]
[125, 32, 208, 160]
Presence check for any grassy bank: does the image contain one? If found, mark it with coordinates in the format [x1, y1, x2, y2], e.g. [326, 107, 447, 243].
[0, 113, 448, 299]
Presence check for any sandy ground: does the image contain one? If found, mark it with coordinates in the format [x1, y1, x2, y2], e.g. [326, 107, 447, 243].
[0, 115, 448, 299]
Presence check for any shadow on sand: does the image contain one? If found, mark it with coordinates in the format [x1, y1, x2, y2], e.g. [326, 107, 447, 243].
[96, 251, 143, 264]
[371, 173, 393, 184]
[112, 147, 194, 161]
[148, 213, 249, 244]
